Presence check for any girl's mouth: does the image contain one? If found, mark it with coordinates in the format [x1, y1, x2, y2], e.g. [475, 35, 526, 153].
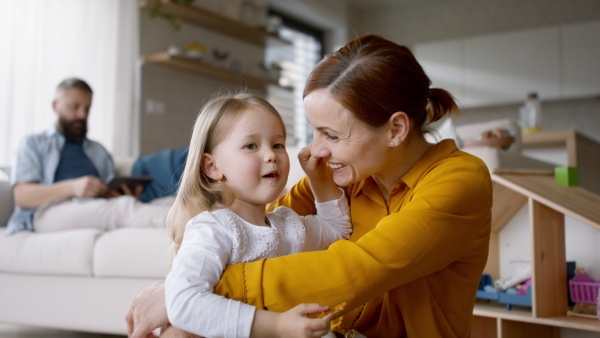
[263, 172, 279, 179]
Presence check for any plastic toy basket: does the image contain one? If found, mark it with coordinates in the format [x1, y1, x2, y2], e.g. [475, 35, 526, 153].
[569, 279, 600, 304]
[568, 269, 600, 318]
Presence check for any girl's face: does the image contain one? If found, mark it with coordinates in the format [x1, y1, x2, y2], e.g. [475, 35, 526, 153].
[305, 89, 389, 187]
[210, 107, 290, 206]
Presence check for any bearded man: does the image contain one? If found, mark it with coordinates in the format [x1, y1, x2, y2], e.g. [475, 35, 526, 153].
[5, 78, 171, 235]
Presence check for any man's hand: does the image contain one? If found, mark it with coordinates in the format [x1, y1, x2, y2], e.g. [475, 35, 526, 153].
[106, 183, 144, 199]
[126, 280, 169, 338]
[71, 175, 109, 198]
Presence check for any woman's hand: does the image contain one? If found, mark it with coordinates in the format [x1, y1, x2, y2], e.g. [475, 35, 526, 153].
[126, 280, 169, 338]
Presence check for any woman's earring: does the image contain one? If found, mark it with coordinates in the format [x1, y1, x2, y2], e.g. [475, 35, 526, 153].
[389, 142, 395, 147]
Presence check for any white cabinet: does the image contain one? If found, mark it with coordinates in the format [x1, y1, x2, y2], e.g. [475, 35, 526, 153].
[414, 40, 465, 102]
[463, 27, 561, 107]
[561, 21, 600, 98]
[414, 20, 600, 108]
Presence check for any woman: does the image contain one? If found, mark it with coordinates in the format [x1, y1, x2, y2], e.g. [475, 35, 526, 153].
[127, 34, 492, 337]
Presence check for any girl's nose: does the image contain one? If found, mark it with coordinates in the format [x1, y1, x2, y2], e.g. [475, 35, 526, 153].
[264, 148, 276, 162]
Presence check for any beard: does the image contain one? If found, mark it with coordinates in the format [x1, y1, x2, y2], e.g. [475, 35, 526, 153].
[57, 116, 87, 143]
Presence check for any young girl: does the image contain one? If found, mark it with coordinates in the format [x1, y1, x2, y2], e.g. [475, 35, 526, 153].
[164, 92, 351, 337]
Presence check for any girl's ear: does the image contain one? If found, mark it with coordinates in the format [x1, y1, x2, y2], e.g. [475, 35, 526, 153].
[202, 153, 222, 181]
[388, 111, 410, 147]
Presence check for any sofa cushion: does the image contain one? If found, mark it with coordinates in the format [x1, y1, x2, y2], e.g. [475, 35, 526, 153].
[0, 227, 102, 276]
[93, 228, 171, 278]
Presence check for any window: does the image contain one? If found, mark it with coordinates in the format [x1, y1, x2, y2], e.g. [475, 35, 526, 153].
[266, 13, 323, 147]
[0, 0, 137, 167]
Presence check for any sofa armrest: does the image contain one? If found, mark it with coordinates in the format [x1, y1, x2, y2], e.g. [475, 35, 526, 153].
[0, 177, 14, 228]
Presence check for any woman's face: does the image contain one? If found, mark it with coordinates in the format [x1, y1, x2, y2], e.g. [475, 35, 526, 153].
[304, 89, 390, 187]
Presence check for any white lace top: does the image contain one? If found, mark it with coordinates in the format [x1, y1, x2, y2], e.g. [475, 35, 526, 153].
[165, 191, 351, 338]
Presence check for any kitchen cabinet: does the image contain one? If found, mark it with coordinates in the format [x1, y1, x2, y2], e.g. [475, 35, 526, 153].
[415, 20, 600, 108]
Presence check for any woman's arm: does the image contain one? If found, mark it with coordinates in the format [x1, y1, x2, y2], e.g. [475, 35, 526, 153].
[215, 159, 492, 314]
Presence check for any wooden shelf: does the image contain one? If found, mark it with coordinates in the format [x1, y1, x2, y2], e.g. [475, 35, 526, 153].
[522, 129, 600, 195]
[491, 174, 600, 230]
[474, 303, 600, 332]
[141, 0, 290, 47]
[142, 53, 276, 89]
[473, 173, 600, 337]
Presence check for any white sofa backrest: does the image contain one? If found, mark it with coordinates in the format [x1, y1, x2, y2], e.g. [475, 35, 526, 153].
[0, 174, 14, 228]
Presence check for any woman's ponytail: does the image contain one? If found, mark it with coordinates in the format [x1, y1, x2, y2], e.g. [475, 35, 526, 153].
[427, 88, 460, 124]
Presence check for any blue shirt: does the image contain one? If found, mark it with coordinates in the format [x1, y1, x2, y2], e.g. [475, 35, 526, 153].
[5, 128, 114, 235]
[54, 141, 101, 182]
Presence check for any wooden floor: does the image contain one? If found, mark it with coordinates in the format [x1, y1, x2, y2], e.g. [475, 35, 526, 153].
[0, 324, 125, 338]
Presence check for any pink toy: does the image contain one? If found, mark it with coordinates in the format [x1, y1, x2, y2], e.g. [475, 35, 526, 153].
[569, 268, 600, 317]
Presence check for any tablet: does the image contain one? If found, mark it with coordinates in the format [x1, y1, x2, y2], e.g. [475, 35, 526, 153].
[107, 175, 154, 192]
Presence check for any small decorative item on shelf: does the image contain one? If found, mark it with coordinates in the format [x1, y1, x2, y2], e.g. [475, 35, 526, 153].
[167, 45, 182, 57]
[519, 92, 542, 134]
[148, 0, 195, 31]
[555, 166, 579, 187]
[212, 49, 230, 68]
[230, 60, 241, 73]
[567, 268, 600, 319]
[259, 61, 283, 82]
[185, 42, 207, 60]
[266, 15, 282, 34]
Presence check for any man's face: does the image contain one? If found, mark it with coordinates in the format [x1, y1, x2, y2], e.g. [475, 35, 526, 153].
[53, 88, 92, 142]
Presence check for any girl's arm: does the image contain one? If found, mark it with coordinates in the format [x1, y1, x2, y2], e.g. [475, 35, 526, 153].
[165, 213, 256, 337]
[299, 189, 352, 251]
[297, 144, 341, 203]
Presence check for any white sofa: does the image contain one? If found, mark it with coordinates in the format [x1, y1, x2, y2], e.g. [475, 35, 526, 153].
[0, 159, 172, 335]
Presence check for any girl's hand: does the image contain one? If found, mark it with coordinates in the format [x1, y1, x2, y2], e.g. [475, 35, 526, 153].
[274, 303, 335, 338]
[298, 144, 331, 183]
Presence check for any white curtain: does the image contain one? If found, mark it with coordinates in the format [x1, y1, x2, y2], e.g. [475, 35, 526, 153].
[0, 0, 138, 167]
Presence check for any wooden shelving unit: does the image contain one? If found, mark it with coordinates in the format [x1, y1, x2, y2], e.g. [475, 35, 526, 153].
[140, 0, 291, 90]
[522, 129, 600, 195]
[473, 173, 600, 337]
[142, 53, 276, 89]
[141, 0, 290, 47]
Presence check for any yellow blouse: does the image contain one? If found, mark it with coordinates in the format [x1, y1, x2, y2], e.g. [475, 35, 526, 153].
[215, 139, 492, 337]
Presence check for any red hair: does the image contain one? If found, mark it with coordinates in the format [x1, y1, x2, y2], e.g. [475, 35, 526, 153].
[304, 35, 458, 131]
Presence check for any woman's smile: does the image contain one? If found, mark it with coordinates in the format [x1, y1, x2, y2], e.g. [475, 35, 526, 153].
[328, 163, 346, 170]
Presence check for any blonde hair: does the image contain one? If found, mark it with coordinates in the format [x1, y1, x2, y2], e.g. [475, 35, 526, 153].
[167, 92, 286, 253]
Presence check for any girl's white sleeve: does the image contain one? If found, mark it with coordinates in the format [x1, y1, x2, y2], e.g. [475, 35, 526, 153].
[165, 212, 255, 338]
[301, 188, 352, 252]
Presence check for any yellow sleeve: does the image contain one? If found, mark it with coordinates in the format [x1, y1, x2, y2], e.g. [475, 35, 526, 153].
[215, 158, 492, 313]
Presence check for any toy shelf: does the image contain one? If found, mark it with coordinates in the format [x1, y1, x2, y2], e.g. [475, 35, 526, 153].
[473, 173, 600, 338]
[474, 303, 600, 333]
[141, 53, 277, 90]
